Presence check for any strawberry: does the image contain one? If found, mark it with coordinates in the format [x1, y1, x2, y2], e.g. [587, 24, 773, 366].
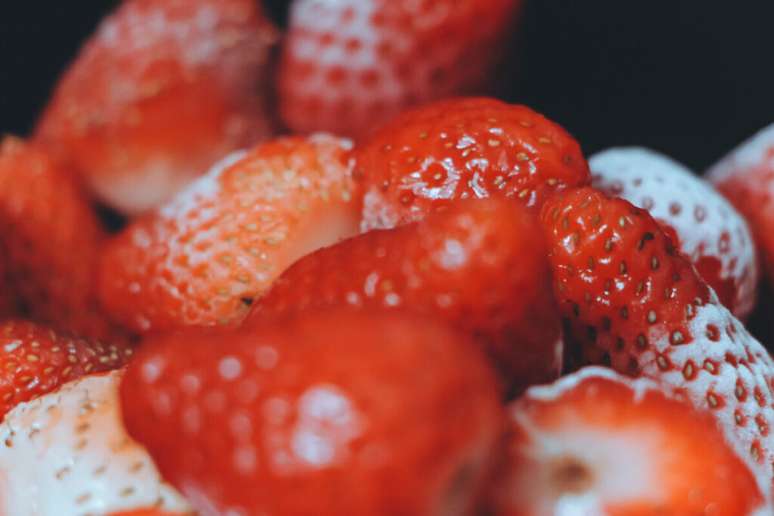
[99, 135, 360, 334]
[540, 187, 774, 492]
[277, 0, 524, 136]
[591, 147, 758, 319]
[353, 98, 590, 231]
[35, 0, 278, 214]
[0, 136, 125, 341]
[121, 310, 504, 515]
[708, 124, 774, 287]
[0, 319, 133, 421]
[490, 367, 768, 515]
[247, 199, 562, 394]
[0, 371, 191, 515]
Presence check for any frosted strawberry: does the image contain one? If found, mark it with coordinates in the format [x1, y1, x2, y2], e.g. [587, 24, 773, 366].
[591, 147, 758, 318]
[0, 136, 125, 341]
[278, 0, 524, 136]
[247, 199, 562, 394]
[35, 0, 278, 214]
[353, 98, 590, 231]
[708, 124, 774, 287]
[541, 187, 774, 491]
[99, 135, 360, 333]
[0, 371, 191, 515]
[491, 367, 769, 515]
[121, 310, 503, 515]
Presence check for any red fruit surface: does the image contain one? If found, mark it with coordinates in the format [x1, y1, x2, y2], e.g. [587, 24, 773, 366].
[278, 0, 524, 136]
[0, 320, 133, 421]
[591, 147, 758, 318]
[492, 367, 767, 515]
[708, 124, 774, 288]
[0, 136, 125, 341]
[354, 98, 590, 231]
[35, 0, 278, 214]
[248, 199, 562, 394]
[541, 187, 774, 493]
[99, 135, 360, 333]
[121, 310, 503, 515]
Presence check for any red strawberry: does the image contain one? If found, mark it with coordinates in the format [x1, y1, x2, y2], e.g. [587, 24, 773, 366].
[540, 187, 774, 492]
[121, 310, 504, 515]
[277, 0, 524, 136]
[0, 371, 191, 515]
[491, 367, 768, 515]
[247, 199, 562, 394]
[353, 98, 590, 231]
[0, 319, 133, 421]
[0, 136, 125, 341]
[708, 124, 774, 286]
[35, 0, 278, 214]
[99, 135, 361, 334]
[591, 147, 758, 319]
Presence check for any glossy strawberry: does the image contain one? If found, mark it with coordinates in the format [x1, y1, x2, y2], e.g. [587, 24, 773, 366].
[0, 136, 124, 341]
[278, 0, 524, 136]
[247, 199, 562, 394]
[0, 320, 133, 421]
[0, 372, 191, 515]
[35, 0, 278, 214]
[591, 147, 758, 318]
[354, 98, 590, 231]
[708, 124, 774, 287]
[99, 135, 360, 333]
[121, 310, 503, 515]
[491, 367, 768, 515]
[541, 187, 774, 491]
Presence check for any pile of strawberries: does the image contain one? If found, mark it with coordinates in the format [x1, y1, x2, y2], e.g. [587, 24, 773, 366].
[2, 0, 774, 514]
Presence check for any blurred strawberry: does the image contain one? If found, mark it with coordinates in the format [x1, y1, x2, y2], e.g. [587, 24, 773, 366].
[0, 371, 191, 515]
[708, 124, 774, 288]
[0, 136, 125, 341]
[491, 367, 768, 515]
[353, 98, 590, 231]
[99, 135, 360, 333]
[278, 0, 524, 136]
[35, 0, 278, 214]
[591, 147, 758, 319]
[121, 310, 503, 515]
[248, 199, 562, 395]
[541, 187, 774, 490]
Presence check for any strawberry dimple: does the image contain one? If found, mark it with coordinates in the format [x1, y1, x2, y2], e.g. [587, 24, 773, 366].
[541, 187, 774, 495]
[355, 98, 590, 231]
[278, 0, 524, 136]
[591, 147, 758, 319]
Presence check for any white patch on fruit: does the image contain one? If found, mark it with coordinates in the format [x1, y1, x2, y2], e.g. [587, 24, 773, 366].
[591, 147, 758, 318]
[0, 371, 190, 515]
[708, 124, 774, 184]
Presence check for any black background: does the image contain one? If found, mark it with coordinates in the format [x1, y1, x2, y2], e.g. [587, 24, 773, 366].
[2, 1, 774, 339]
[2, 0, 774, 172]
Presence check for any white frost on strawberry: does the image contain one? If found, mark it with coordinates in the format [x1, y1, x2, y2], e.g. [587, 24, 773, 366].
[707, 124, 774, 184]
[0, 371, 190, 515]
[591, 147, 758, 318]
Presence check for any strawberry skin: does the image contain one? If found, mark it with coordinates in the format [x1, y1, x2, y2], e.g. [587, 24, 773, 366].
[541, 187, 774, 494]
[99, 135, 360, 333]
[247, 199, 562, 394]
[354, 98, 590, 231]
[591, 147, 758, 319]
[278, 0, 524, 136]
[491, 367, 768, 515]
[708, 124, 774, 287]
[121, 310, 504, 515]
[0, 136, 125, 341]
[0, 371, 191, 515]
[0, 320, 133, 421]
[35, 0, 278, 214]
